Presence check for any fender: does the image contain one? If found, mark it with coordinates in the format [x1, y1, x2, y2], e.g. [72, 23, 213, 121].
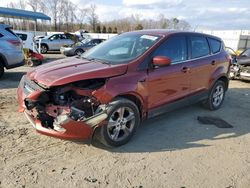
[209, 65, 229, 89]
[92, 72, 148, 109]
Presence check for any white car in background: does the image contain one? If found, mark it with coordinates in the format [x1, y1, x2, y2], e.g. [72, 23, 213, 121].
[14, 30, 35, 51]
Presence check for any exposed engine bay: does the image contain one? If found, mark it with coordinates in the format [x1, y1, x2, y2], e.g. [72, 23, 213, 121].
[23, 77, 108, 131]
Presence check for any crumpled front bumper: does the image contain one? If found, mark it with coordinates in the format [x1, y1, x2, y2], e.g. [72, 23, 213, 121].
[17, 76, 107, 141]
[24, 110, 94, 140]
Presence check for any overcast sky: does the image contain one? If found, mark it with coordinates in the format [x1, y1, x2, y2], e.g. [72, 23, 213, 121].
[1, 0, 250, 30]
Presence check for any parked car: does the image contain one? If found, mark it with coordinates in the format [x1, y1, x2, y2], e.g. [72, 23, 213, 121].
[60, 38, 105, 56]
[15, 30, 35, 50]
[227, 47, 250, 80]
[17, 30, 230, 147]
[0, 24, 24, 78]
[36, 33, 77, 53]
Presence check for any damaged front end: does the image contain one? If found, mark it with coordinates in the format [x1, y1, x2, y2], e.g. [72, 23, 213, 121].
[17, 76, 108, 140]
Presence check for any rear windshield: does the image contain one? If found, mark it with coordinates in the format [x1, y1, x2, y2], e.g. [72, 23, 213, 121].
[5, 28, 17, 37]
[16, 33, 28, 41]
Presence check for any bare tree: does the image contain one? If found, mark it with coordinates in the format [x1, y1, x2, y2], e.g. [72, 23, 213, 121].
[47, 0, 60, 31]
[87, 4, 99, 32]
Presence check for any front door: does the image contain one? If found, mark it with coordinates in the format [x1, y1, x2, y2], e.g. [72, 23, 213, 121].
[146, 35, 191, 111]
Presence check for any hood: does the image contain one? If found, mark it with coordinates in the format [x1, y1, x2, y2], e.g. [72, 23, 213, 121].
[27, 57, 128, 87]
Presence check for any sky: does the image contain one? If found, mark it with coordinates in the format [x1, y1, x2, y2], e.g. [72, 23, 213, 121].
[0, 0, 250, 30]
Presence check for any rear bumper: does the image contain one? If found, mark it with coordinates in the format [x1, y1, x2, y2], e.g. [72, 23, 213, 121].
[60, 48, 75, 56]
[6, 59, 25, 69]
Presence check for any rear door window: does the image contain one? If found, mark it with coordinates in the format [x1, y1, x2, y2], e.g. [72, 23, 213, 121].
[208, 38, 221, 54]
[190, 36, 210, 59]
[153, 35, 188, 64]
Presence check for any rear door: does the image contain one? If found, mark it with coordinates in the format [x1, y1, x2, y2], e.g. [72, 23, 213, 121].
[147, 34, 191, 110]
[62, 34, 75, 46]
[187, 35, 217, 94]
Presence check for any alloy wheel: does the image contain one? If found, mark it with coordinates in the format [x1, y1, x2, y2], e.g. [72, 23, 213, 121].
[107, 107, 135, 142]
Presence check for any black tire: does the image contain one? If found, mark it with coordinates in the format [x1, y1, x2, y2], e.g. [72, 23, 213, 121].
[0, 62, 4, 79]
[40, 44, 48, 54]
[204, 80, 226, 110]
[95, 98, 140, 147]
[75, 49, 84, 56]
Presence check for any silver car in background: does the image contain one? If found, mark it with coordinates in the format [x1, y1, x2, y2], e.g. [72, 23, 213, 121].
[37, 33, 76, 54]
[0, 24, 24, 78]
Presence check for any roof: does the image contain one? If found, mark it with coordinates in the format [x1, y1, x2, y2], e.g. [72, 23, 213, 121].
[0, 7, 51, 21]
[124, 29, 222, 40]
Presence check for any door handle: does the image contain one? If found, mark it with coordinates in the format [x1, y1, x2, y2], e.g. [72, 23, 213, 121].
[181, 67, 190, 73]
[139, 78, 146, 83]
[211, 60, 216, 65]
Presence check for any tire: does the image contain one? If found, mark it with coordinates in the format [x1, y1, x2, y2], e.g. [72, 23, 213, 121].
[95, 98, 140, 147]
[75, 49, 84, 56]
[204, 80, 226, 110]
[40, 44, 48, 54]
[0, 62, 4, 79]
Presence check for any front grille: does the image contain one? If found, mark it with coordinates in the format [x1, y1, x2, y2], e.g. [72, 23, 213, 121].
[22, 76, 45, 96]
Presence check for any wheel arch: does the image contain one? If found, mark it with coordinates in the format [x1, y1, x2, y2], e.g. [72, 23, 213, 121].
[41, 43, 49, 50]
[115, 93, 145, 120]
[0, 53, 8, 67]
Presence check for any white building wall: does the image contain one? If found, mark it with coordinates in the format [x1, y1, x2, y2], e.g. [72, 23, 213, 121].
[198, 30, 250, 50]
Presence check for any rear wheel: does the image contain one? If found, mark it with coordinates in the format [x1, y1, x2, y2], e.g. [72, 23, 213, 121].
[0, 62, 4, 79]
[95, 98, 140, 147]
[204, 80, 226, 110]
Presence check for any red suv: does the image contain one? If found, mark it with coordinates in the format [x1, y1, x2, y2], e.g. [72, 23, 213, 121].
[17, 30, 230, 147]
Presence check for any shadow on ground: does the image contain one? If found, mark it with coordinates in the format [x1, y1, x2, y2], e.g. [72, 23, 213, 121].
[92, 87, 250, 153]
[0, 71, 26, 89]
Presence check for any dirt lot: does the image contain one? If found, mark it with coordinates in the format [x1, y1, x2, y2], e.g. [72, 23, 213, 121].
[0, 54, 250, 188]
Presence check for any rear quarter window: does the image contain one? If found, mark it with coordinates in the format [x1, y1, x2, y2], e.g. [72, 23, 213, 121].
[190, 36, 210, 59]
[208, 38, 221, 54]
[0, 33, 3, 38]
[16, 33, 28, 41]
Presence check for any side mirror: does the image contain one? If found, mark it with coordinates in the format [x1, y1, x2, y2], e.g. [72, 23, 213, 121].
[153, 56, 171, 67]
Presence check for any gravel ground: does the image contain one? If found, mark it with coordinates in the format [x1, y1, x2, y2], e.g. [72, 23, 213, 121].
[0, 54, 250, 188]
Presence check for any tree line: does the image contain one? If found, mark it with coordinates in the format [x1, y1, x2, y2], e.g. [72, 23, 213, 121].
[1, 0, 191, 33]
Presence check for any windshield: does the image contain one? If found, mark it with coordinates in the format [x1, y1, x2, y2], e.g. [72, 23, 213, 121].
[82, 33, 161, 64]
[81, 38, 91, 44]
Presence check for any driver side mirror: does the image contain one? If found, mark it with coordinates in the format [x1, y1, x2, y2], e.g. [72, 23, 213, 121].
[153, 56, 172, 67]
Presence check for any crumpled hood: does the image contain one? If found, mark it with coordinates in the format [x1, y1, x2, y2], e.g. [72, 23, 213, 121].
[27, 57, 128, 87]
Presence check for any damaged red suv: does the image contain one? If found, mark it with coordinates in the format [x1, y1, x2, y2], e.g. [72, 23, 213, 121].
[17, 30, 230, 147]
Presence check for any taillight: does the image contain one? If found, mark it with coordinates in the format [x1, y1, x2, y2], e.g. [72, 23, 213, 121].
[226, 54, 232, 65]
[7, 39, 21, 46]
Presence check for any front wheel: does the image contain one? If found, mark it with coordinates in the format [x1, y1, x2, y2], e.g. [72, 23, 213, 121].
[95, 98, 140, 147]
[40, 45, 48, 54]
[204, 80, 226, 110]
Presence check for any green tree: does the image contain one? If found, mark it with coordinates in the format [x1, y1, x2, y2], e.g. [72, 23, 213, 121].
[113, 27, 118, 33]
[108, 26, 112, 33]
[135, 24, 143, 30]
[102, 26, 107, 33]
[96, 24, 101, 33]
